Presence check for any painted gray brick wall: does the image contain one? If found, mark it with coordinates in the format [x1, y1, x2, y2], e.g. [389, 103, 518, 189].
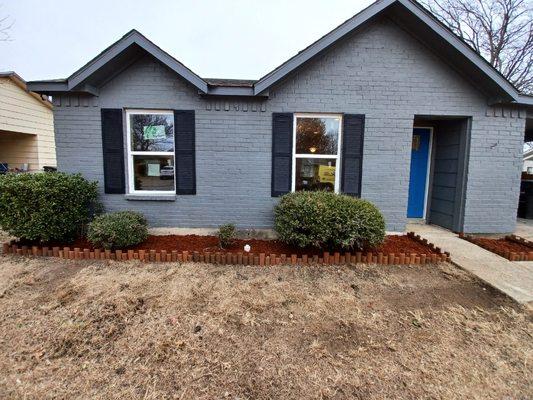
[463, 114, 525, 233]
[52, 17, 525, 232]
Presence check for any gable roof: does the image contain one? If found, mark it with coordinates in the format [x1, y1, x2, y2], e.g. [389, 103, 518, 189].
[253, 0, 519, 100]
[27, 0, 527, 104]
[0, 71, 53, 109]
[28, 30, 208, 95]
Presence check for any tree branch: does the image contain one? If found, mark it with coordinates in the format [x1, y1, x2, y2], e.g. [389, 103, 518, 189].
[421, 0, 533, 94]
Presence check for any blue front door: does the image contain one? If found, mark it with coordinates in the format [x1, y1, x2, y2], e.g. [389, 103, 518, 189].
[407, 128, 431, 218]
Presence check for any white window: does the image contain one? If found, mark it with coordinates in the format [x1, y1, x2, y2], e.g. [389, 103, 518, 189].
[292, 114, 342, 193]
[528, 167, 533, 174]
[126, 110, 175, 194]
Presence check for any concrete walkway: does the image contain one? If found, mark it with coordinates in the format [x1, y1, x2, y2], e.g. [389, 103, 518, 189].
[515, 219, 533, 241]
[407, 223, 533, 304]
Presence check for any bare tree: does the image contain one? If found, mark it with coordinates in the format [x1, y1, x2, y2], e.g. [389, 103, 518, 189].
[0, 4, 13, 41]
[421, 0, 533, 94]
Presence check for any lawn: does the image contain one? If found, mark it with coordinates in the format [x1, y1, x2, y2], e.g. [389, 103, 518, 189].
[0, 255, 531, 399]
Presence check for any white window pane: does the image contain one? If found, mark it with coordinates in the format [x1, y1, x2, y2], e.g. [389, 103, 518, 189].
[296, 117, 340, 155]
[133, 155, 174, 191]
[295, 158, 336, 192]
[130, 113, 174, 152]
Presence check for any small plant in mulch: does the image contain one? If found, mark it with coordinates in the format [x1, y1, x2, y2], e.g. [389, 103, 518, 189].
[217, 223, 236, 249]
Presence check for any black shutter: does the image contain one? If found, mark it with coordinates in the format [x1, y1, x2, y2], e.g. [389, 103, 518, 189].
[174, 110, 196, 195]
[341, 114, 365, 196]
[101, 108, 125, 194]
[271, 113, 293, 197]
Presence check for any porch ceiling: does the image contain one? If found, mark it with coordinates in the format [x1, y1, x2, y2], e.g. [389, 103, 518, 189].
[0, 129, 38, 138]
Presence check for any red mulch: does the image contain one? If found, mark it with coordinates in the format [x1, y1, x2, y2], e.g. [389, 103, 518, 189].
[466, 237, 533, 254]
[31, 234, 440, 256]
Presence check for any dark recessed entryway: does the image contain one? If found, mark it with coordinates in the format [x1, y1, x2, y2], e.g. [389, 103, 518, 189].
[409, 116, 471, 232]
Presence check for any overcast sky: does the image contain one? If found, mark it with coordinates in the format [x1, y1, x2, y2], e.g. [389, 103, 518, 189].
[0, 0, 373, 82]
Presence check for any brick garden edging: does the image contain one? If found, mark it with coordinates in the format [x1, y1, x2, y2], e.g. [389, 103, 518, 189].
[1, 232, 450, 266]
[459, 233, 533, 261]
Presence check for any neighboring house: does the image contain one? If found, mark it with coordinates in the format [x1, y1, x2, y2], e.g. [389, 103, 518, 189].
[523, 149, 533, 174]
[0, 71, 56, 172]
[28, 0, 533, 234]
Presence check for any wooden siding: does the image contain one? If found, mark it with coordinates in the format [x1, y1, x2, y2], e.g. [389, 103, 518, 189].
[0, 77, 55, 170]
[0, 131, 39, 170]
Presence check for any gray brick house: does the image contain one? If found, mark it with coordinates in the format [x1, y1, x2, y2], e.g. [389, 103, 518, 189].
[28, 0, 533, 233]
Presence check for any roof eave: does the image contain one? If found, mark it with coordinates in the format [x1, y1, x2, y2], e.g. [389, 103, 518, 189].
[516, 95, 533, 107]
[26, 81, 69, 94]
[1, 72, 54, 108]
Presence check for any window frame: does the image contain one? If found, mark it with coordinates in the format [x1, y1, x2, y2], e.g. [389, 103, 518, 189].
[291, 113, 343, 193]
[125, 109, 176, 195]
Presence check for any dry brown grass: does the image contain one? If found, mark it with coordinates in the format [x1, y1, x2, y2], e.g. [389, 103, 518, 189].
[0, 255, 531, 399]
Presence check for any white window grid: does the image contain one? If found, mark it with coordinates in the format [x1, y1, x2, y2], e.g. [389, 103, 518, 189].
[292, 113, 343, 193]
[125, 109, 176, 195]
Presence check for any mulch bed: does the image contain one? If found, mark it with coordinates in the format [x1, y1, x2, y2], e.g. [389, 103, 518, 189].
[4, 233, 448, 265]
[460, 234, 533, 261]
[46, 234, 441, 256]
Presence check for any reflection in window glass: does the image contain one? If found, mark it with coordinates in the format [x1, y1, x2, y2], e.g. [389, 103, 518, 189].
[295, 158, 336, 192]
[133, 155, 175, 191]
[127, 111, 175, 193]
[295, 117, 340, 155]
[293, 114, 342, 193]
[130, 113, 174, 152]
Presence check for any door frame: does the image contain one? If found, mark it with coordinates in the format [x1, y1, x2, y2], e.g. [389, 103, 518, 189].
[411, 126, 434, 220]
[452, 118, 471, 233]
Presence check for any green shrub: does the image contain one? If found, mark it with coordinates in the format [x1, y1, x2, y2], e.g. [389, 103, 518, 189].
[0, 172, 99, 243]
[274, 191, 385, 250]
[217, 223, 236, 249]
[87, 211, 148, 250]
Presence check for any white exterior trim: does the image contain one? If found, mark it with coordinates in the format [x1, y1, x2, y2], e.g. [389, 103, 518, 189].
[125, 109, 176, 195]
[291, 113, 343, 193]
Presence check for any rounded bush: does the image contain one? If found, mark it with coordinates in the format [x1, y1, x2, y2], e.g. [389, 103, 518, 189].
[0, 172, 99, 243]
[274, 191, 385, 250]
[87, 211, 148, 250]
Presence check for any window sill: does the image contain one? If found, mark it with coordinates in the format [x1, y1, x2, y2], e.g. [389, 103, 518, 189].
[125, 194, 176, 201]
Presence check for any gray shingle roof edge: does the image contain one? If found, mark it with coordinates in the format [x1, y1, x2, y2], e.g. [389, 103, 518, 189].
[26, 0, 527, 104]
